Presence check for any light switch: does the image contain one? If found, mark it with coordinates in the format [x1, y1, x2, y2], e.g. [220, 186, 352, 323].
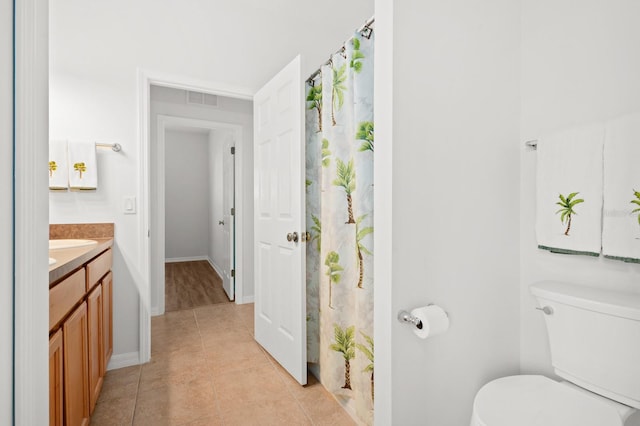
[123, 196, 136, 214]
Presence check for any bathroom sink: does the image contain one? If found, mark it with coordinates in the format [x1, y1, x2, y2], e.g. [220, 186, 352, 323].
[49, 239, 98, 250]
[49, 258, 56, 266]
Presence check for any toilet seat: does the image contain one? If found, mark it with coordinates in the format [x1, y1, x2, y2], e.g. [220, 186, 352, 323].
[471, 375, 633, 426]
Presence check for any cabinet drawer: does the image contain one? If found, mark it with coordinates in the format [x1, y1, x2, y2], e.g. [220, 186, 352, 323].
[86, 249, 112, 291]
[50, 268, 86, 331]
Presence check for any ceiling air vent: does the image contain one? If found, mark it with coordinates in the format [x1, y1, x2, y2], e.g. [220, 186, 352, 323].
[186, 90, 219, 108]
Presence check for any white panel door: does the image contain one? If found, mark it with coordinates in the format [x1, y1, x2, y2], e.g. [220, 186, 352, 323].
[221, 140, 235, 301]
[254, 55, 306, 385]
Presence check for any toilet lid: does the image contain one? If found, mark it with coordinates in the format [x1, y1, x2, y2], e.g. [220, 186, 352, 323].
[472, 375, 626, 426]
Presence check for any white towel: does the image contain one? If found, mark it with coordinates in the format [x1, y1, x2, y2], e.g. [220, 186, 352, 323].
[602, 112, 640, 263]
[536, 123, 604, 256]
[68, 141, 98, 190]
[49, 140, 69, 190]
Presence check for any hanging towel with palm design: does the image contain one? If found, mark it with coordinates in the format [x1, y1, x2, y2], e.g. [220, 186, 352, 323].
[535, 123, 604, 256]
[49, 139, 69, 190]
[68, 141, 98, 190]
[602, 112, 640, 263]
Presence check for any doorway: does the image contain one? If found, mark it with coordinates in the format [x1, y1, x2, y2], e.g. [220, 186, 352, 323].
[161, 121, 235, 311]
[138, 71, 255, 364]
[153, 112, 244, 315]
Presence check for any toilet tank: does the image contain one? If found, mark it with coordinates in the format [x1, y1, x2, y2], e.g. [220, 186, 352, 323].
[531, 281, 640, 409]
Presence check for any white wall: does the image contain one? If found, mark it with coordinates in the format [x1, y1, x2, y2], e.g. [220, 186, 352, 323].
[520, 0, 640, 376]
[49, 74, 142, 357]
[387, 1, 522, 424]
[164, 129, 211, 260]
[50, 0, 373, 358]
[0, 0, 13, 421]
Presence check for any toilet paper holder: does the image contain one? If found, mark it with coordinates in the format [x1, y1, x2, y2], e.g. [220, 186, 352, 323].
[397, 304, 449, 330]
[397, 310, 424, 329]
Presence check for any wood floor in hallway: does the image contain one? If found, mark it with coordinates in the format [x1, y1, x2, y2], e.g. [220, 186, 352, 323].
[165, 260, 231, 312]
[90, 303, 356, 425]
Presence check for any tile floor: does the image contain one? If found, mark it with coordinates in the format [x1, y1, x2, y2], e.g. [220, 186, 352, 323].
[91, 302, 356, 426]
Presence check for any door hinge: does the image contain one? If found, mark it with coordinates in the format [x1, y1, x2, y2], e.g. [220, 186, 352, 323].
[230, 146, 235, 155]
[231, 207, 235, 216]
[231, 269, 235, 278]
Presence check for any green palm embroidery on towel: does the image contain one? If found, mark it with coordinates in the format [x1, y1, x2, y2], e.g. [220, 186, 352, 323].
[73, 162, 87, 179]
[556, 192, 584, 236]
[49, 161, 57, 177]
[632, 189, 640, 226]
[330, 324, 355, 390]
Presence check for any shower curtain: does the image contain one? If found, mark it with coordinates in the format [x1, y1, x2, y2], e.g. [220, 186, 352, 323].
[306, 29, 374, 425]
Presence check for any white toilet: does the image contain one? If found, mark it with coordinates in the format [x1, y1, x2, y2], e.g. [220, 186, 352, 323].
[471, 281, 640, 426]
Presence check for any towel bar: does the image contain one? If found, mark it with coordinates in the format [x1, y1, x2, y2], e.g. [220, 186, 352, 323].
[95, 142, 121, 152]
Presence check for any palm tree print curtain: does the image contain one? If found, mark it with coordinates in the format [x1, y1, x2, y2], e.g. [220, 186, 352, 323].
[306, 29, 374, 425]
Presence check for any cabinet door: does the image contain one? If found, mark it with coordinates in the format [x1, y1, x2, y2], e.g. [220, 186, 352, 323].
[102, 271, 113, 373]
[87, 284, 103, 414]
[49, 329, 64, 426]
[63, 302, 90, 426]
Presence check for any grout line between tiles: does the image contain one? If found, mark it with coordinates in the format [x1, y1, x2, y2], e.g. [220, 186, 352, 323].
[195, 307, 227, 426]
[258, 344, 317, 426]
[129, 364, 143, 426]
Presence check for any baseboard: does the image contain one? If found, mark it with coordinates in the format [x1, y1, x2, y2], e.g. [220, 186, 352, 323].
[207, 257, 223, 278]
[150, 306, 163, 316]
[106, 351, 141, 371]
[165, 256, 209, 263]
[239, 295, 254, 304]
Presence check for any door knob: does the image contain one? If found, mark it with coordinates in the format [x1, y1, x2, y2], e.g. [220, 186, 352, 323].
[301, 231, 312, 242]
[287, 232, 299, 242]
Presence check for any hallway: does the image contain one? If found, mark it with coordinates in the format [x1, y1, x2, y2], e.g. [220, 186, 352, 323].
[90, 303, 356, 425]
[165, 261, 232, 312]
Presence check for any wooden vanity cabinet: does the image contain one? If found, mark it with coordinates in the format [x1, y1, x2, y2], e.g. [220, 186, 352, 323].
[102, 271, 113, 372]
[63, 302, 90, 426]
[49, 269, 85, 330]
[49, 246, 113, 425]
[86, 249, 112, 292]
[49, 329, 64, 426]
[87, 284, 104, 414]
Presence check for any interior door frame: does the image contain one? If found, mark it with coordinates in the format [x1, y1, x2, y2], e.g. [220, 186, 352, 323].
[155, 115, 243, 315]
[12, 0, 50, 423]
[12, 5, 393, 424]
[137, 70, 253, 363]
[1, 0, 15, 422]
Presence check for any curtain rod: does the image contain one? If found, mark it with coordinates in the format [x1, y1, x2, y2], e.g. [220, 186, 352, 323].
[306, 16, 375, 83]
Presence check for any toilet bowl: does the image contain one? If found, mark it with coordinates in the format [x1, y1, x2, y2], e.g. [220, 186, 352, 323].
[471, 281, 640, 426]
[471, 375, 635, 426]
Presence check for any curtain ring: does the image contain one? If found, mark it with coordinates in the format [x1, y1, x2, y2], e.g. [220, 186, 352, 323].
[361, 26, 373, 39]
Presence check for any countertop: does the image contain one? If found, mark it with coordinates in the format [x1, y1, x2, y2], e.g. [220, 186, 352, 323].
[49, 237, 113, 286]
